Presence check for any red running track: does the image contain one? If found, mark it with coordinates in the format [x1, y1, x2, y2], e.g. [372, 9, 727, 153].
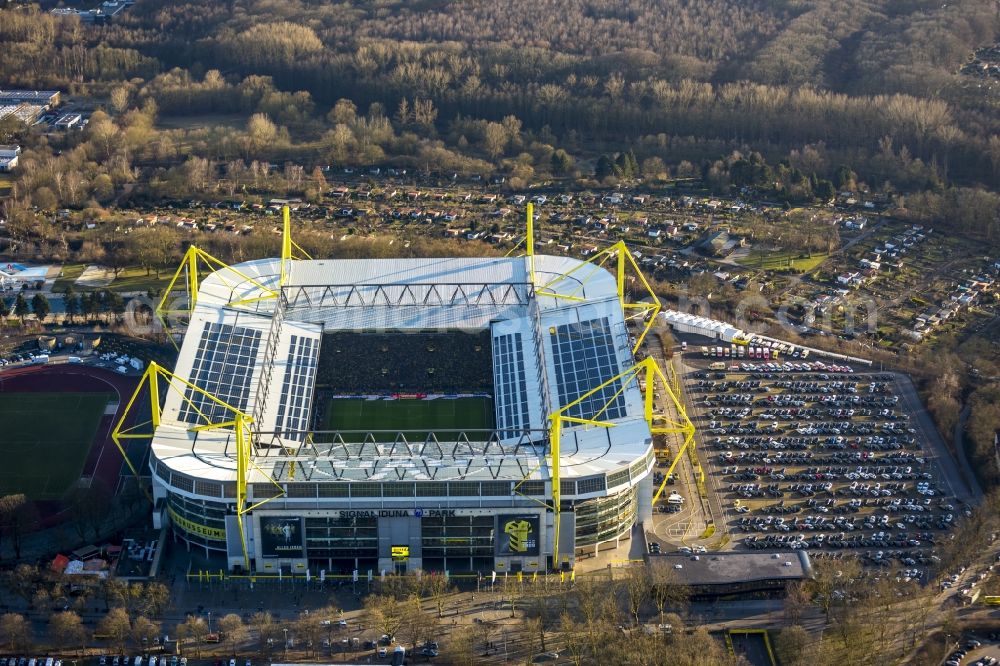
[0, 364, 146, 525]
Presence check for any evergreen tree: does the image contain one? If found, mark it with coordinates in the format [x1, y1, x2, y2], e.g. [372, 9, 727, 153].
[624, 150, 639, 178]
[107, 292, 126, 323]
[85, 292, 102, 321]
[14, 294, 29, 323]
[64, 293, 79, 323]
[614, 152, 630, 178]
[30, 294, 50, 322]
[815, 179, 836, 201]
[594, 154, 616, 181]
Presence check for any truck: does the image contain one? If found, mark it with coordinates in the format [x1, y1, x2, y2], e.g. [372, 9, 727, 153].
[701, 346, 710, 357]
[391, 646, 406, 666]
[715, 346, 723, 357]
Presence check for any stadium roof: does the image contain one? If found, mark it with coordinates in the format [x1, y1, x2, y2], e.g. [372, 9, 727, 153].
[151, 255, 653, 490]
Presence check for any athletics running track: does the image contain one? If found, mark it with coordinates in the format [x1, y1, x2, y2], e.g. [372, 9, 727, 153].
[0, 363, 144, 526]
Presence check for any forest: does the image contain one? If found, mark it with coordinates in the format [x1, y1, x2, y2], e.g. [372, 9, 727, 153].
[0, 0, 1000, 245]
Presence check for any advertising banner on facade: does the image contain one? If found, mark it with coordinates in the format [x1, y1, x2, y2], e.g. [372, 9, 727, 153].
[495, 514, 539, 556]
[259, 516, 305, 558]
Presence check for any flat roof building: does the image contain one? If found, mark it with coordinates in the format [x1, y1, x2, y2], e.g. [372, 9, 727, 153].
[0, 90, 60, 107]
[650, 551, 813, 598]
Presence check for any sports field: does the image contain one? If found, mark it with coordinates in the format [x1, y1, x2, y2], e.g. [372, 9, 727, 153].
[0, 392, 112, 499]
[322, 397, 495, 438]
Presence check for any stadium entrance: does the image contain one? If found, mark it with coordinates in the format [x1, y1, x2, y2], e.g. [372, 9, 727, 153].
[250, 508, 548, 576]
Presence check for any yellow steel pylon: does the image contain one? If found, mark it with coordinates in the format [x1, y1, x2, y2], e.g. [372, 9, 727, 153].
[280, 205, 312, 286]
[111, 361, 286, 569]
[544, 356, 694, 566]
[536, 240, 661, 352]
[155, 246, 278, 350]
[156, 206, 310, 349]
[526, 202, 536, 286]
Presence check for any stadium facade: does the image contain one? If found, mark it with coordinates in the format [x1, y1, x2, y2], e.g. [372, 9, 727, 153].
[129, 216, 688, 576]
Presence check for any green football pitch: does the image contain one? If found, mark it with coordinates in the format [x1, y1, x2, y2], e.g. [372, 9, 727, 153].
[323, 397, 495, 438]
[0, 392, 112, 499]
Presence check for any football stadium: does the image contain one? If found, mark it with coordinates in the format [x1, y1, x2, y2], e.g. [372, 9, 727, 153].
[115, 208, 693, 575]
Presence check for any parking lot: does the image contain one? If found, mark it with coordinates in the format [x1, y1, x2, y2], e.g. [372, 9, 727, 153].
[677, 349, 968, 579]
[943, 633, 1000, 666]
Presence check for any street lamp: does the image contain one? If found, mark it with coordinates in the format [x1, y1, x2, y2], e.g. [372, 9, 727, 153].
[283, 628, 288, 658]
[207, 611, 212, 634]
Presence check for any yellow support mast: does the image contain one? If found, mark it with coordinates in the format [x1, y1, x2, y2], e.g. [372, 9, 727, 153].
[280, 204, 312, 287]
[549, 415, 560, 568]
[536, 240, 661, 353]
[111, 361, 287, 569]
[526, 202, 536, 286]
[546, 356, 695, 565]
[156, 205, 311, 347]
[155, 246, 280, 350]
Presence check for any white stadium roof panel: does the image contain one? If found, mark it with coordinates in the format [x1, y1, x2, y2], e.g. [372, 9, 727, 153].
[288, 256, 527, 287]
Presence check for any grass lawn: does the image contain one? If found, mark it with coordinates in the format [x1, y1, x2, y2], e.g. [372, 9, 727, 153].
[322, 397, 495, 440]
[736, 251, 829, 273]
[0, 392, 112, 499]
[52, 262, 88, 291]
[54, 262, 174, 293]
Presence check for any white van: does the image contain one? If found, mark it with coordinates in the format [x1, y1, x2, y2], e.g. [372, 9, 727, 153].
[667, 492, 685, 505]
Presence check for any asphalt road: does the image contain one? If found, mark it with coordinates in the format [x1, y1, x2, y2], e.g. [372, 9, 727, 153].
[892, 372, 981, 505]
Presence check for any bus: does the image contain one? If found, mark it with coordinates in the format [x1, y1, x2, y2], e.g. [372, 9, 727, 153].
[982, 596, 1000, 606]
[708, 361, 726, 370]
